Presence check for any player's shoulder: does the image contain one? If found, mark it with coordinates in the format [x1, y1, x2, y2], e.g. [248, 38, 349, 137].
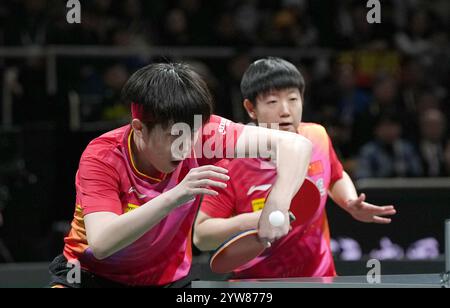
[208, 114, 223, 123]
[81, 125, 129, 162]
[208, 114, 244, 130]
[298, 122, 329, 139]
[299, 122, 326, 133]
[207, 115, 230, 126]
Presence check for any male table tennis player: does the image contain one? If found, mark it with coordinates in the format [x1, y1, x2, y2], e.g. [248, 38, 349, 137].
[48, 63, 313, 288]
[194, 58, 397, 279]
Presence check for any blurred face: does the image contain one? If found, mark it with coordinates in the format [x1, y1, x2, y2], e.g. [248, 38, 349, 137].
[167, 9, 187, 34]
[104, 65, 129, 90]
[245, 88, 303, 133]
[376, 122, 402, 144]
[420, 111, 446, 143]
[132, 120, 198, 174]
[374, 79, 398, 105]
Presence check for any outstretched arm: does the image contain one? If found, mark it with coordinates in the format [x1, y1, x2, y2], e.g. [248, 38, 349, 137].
[329, 172, 396, 224]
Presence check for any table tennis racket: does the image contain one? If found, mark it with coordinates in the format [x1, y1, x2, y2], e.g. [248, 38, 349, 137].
[210, 178, 321, 274]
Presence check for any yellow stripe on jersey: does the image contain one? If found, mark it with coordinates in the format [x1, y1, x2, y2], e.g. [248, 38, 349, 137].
[128, 130, 166, 182]
[125, 203, 140, 213]
[251, 198, 266, 212]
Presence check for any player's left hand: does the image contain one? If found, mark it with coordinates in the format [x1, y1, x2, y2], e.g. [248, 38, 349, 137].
[346, 193, 396, 224]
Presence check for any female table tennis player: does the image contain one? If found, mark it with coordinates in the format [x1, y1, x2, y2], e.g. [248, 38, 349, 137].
[194, 58, 397, 279]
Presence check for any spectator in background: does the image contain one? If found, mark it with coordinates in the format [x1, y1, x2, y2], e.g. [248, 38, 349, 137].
[356, 115, 423, 179]
[265, 5, 318, 47]
[406, 91, 444, 137]
[353, 75, 405, 148]
[418, 109, 448, 177]
[314, 62, 370, 166]
[76, 63, 130, 123]
[395, 9, 434, 56]
[324, 119, 356, 175]
[224, 53, 253, 122]
[176, 0, 210, 45]
[108, 0, 153, 48]
[335, 1, 392, 48]
[100, 64, 130, 123]
[232, 0, 260, 45]
[87, 0, 117, 44]
[163, 8, 190, 46]
[4, 0, 49, 46]
[399, 59, 427, 113]
[416, 92, 442, 115]
[214, 11, 242, 46]
[335, 64, 371, 128]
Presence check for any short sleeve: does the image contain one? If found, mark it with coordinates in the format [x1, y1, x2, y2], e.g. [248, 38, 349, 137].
[200, 160, 236, 218]
[329, 137, 344, 184]
[76, 157, 122, 216]
[196, 115, 245, 166]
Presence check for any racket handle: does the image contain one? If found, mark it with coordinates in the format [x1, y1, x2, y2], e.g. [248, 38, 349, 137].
[289, 211, 296, 223]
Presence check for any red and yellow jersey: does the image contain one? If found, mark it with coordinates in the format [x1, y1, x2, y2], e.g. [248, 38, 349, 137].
[201, 123, 343, 279]
[63, 115, 244, 286]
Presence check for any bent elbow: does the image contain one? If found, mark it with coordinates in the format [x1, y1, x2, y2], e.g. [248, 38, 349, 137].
[193, 232, 211, 252]
[89, 242, 111, 261]
[296, 135, 313, 157]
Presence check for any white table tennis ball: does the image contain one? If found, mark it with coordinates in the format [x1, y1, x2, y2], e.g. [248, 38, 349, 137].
[269, 211, 285, 227]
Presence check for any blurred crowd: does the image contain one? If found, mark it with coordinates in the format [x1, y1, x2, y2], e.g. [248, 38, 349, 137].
[0, 0, 449, 179]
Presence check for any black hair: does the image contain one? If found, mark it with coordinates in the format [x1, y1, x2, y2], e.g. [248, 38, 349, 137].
[240, 57, 305, 103]
[121, 63, 213, 130]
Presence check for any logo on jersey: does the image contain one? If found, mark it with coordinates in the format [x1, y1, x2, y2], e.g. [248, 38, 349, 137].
[315, 178, 327, 197]
[247, 184, 272, 196]
[128, 187, 147, 199]
[218, 118, 230, 135]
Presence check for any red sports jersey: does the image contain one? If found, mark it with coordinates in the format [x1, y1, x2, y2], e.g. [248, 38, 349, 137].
[201, 123, 343, 279]
[63, 115, 244, 286]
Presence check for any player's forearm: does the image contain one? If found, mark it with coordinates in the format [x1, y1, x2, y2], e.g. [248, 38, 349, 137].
[194, 215, 258, 251]
[269, 135, 312, 210]
[329, 172, 358, 211]
[237, 126, 312, 209]
[88, 192, 179, 260]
